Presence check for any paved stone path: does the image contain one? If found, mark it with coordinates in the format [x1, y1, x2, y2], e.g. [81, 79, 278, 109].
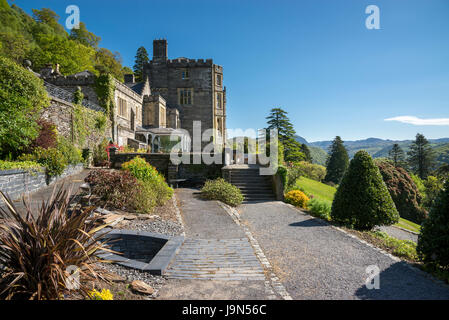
[238, 201, 449, 300]
[157, 188, 281, 300]
[165, 239, 265, 280]
[378, 225, 418, 242]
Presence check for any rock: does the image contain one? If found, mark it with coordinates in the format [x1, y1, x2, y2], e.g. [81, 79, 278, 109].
[95, 208, 115, 216]
[100, 214, 124, 227]
[103, 272, 126, 283]
[130, 280, 155, 295]
[138, 214, 160, 221]
[124, 215, 138, 221]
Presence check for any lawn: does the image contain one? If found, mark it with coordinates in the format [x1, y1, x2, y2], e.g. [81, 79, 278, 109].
[293, 176, 421, 233]
[294, 177, 336, 202]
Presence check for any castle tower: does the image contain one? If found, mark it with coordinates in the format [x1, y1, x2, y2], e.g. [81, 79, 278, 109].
[153, 39, 167, 62]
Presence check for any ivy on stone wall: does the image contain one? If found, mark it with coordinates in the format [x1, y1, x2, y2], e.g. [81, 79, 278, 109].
[94, 74, 116, 118]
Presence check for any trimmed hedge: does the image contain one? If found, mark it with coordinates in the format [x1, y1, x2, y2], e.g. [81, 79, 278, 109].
[331, 151, 399, 230]
[285, 190, 309, 209]
[201, 178, 244, 207]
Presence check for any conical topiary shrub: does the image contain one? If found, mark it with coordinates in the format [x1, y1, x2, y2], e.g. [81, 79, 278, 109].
[331, 150, 399, 230]
[417, 180, 449, 266]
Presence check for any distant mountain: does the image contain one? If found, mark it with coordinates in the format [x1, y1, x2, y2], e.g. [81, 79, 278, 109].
[294, 136, 327, 166]
[295, 136, 449, 166]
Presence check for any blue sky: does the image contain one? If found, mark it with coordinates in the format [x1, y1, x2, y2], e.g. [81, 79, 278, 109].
[10, 0, 449, 142]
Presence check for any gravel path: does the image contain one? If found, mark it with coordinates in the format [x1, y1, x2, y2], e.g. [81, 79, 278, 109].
[377, 225, 418, 242]
[238, 201, 449, 300]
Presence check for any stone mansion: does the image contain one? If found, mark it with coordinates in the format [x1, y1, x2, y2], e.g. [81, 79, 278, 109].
[40, 39, 227, 152]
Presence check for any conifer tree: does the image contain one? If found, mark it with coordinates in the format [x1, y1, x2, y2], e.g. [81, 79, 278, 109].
[300, 144, 312, 163]
[324, 136, 349, 184]
[388, 143, 405, 167]
[407, 133, 435, 179]
[331, 151, 399, 230]
[133, 46, 149, 82]
[266, 108, 304, 162]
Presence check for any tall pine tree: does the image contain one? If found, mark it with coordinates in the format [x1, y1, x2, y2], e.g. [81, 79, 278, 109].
[388, 143, 405, 168]
[407, 133, 435, 179]
[133, 46, 149, 82]
[324, 136, 349, 184]
[266, 108, 304, 162]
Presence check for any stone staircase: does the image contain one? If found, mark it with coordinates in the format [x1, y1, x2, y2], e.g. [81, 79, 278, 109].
[226, 167, 276, 202]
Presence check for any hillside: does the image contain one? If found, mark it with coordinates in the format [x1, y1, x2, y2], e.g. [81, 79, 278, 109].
[296, 135, 449, 164]
[0, 1, 130, 80]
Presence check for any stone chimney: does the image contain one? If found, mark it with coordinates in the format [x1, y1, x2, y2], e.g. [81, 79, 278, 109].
[124, 74, 135, 83]
[54, 63, 61, 75]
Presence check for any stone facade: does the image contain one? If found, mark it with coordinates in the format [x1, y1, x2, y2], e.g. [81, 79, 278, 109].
[144, 40, 227, 148]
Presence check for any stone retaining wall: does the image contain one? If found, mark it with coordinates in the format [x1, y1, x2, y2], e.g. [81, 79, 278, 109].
[0, 164, 84, 200]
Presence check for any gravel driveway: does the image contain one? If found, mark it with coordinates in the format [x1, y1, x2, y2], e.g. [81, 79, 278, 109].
[238, 201, 449, 300]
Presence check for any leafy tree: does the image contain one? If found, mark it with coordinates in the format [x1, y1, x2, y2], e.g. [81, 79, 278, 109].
[408, 133, 435, 179]
[266, 108, 304, 162]
[32, 8, 66, 37]
[30, 34, 96, 75]
[389, 143, 406, 168]
[94, 48, 124, 80]
[133, 46, 149, 82]
[324, 136, 349, 184]
[69, 22, 101, 48]
[0, 56, 50, 158]
[375, 159, 427, 223]
[331, 151, 399, 230]
[0, 32, 29, 63]
[417, 180, 449, 267]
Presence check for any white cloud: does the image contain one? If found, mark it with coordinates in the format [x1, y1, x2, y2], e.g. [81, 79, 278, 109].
[385, 116, 449, 126]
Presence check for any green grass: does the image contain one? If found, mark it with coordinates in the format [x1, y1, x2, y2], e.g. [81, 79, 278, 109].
[293, 176, 422, 233]
[294, 177, 336, 202]
[395, 218, 421, 233]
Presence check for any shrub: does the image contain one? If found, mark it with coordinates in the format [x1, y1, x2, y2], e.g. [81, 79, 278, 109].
[57, 137, 83, 165]
[88, 289, 113, 300]
[85, 169, 155, 213]
[201, 178, 244, 207]
[285, 190, 310, 209]
[307, 198, 331, 220]
[0, 160, 42, 172]
[28, 119, 58, 151]
[0, 56, 50, 158]
[121, 156, 173, 206]
[370, 231, 418, 261]
[417, 180, 449, 267]
[19, 147, 67, 177]
[331, 151, 399, 230]
[0, 187, 110, 300]
[375, 160, 427, 223]
[93, 138, 109, 167]
[288, 161, 326, 183]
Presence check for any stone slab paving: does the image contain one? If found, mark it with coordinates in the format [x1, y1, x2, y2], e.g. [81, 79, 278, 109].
[239, 201, 449, 300]
[164, 238, 265, 280]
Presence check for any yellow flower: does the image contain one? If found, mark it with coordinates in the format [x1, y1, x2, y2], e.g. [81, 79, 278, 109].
[88, 289, 114, 300]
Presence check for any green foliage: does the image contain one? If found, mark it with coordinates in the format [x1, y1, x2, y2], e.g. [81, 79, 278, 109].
[293, 176, 336, 202]
[57, 136, 83, 165]
[32, 8, 66, 37]
[287, 161, 326, 186]
[121, 156, 173, 206]
[369, 231, 418, 260]
[388, 143, 406, 168]
[19, 147, 67, 177]
[95, 73, 116, 117]
[94, 48, 126, 82]
[266, 108, 304, 162]
[277, 165, 288, 189]
[422, 176, 444, 209]
[133, 46, 149, 82]
[285, 190, 310, 209]
[324, 136, 349, 184]
[331, 151, 399, 230]
[417, 180, 449, 267]
[72, 103, 109, 148]
[375, 159, 427, 223]
[0, 160, 41, 172]
[93, 138, 109, 167]
[309, 145, 328, 166]
[0, 56, 49, 158]
[408, 133, 436, 179]
[307, 198, 332, 221]
[69, 22, 101, 48]
[85, 169, 156, 214]
[201, 178, 244, 207]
